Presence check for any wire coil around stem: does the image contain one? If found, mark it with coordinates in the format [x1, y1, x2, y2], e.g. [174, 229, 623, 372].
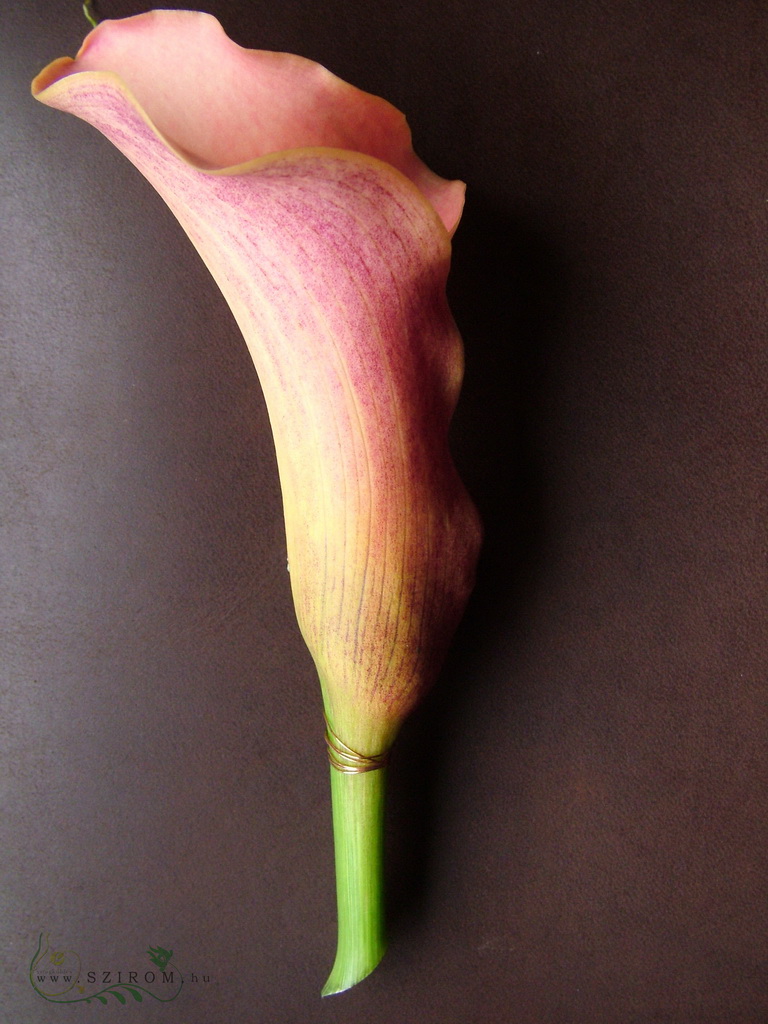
[324, 717, 389, 774]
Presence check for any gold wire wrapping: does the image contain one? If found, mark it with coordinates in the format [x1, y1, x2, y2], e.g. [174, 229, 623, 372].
[324, 717, 389, 774]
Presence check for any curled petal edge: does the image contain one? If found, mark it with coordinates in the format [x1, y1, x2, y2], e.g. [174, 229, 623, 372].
[32, 10, 466, 236]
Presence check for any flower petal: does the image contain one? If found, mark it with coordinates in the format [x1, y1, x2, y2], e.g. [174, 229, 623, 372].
[32, 14, 481, 756]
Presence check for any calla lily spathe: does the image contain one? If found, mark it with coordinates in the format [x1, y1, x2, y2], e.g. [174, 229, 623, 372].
[33, 9, 481, 993]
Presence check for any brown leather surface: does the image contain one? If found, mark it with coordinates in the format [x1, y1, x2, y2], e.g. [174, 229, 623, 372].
[3, 1, 767, 1021]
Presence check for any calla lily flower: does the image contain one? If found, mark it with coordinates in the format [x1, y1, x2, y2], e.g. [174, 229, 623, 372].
[33, 10, 481, 995]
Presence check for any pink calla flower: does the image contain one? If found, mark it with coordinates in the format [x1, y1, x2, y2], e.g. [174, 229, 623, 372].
[33, 10, 481, 995]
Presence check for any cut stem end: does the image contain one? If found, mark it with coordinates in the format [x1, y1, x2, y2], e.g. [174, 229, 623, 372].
[321, 766, 387, 996]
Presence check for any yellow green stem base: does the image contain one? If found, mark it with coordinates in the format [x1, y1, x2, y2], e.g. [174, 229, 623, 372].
[321, 766, 387, 996]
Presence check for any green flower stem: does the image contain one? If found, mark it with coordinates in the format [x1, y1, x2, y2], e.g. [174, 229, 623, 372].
[321, 765, 387, 996]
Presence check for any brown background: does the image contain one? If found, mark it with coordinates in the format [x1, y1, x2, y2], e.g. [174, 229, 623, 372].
[3, 1, 767, 1021]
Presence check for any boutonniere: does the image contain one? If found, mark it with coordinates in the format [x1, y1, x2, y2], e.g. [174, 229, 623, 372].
[33, 10, 481, 994]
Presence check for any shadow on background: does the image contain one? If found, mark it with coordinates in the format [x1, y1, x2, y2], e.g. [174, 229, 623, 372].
[384, 196, 574, 936]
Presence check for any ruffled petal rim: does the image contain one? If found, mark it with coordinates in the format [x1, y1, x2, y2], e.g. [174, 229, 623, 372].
[31, 10, 465, 234]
